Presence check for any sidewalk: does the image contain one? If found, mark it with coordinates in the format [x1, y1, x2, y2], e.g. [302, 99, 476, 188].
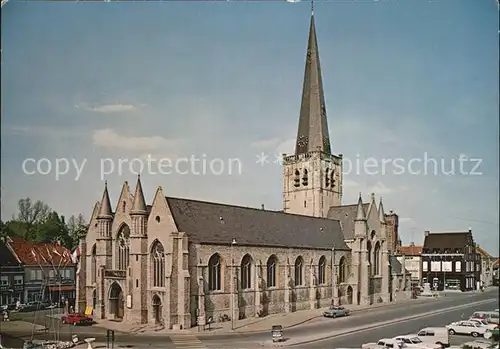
[93, 296, 434, 337]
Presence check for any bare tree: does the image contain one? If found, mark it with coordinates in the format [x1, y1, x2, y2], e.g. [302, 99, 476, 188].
[16, 198, 51, 239]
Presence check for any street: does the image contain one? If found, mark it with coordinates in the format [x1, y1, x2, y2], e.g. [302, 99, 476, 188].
[1, 291, 498, 348]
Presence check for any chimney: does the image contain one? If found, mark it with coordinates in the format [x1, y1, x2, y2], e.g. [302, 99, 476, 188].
[410, 242, 415, 246]
[468, 227, 472, 234]
[424, 230, 430, 237]
[261, 204, 265, 210]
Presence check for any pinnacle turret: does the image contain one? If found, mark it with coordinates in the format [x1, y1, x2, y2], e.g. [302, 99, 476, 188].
[378, 197, 386, 223]
[97, 181, 113, 219]
[131, 175, 147, 214]
[355, 193, 366, 221]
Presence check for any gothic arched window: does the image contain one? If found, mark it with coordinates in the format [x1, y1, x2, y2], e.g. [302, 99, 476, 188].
[267, 255, 278, 288]
[374, 242, 381, 276]
[367, 240, 372, 276]
[339, 256, 347, 283]
[330, 170, 335, 188]
[302, 169, 308, 186]
[91, 244, 97, 284]
[325, 168, 330, 187]
[208, 254, 222, 291]
[294, 170, 300, 187]
[151, 241, 165, 287]
[240, 254, 252, 290]
[294, 256, 304, 286]
[318, 256, 326, 284]
[117, 225, 130, 270]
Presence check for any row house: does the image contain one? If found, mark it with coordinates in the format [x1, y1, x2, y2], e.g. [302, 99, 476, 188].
[5, 237, 76, 305]
[0, 238, 24, 304]
[421, 229, 480, 291]
[396, 243, 423, 286]
[475, 246, 497, 287]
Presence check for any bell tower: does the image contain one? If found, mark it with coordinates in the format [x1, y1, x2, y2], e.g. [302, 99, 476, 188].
[282, 7, 342, 218]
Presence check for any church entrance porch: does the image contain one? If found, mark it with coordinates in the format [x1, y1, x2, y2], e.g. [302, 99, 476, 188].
[108, 282, 124, 321]
[347, 286, 353, 304]
[152, 295, 162, 325]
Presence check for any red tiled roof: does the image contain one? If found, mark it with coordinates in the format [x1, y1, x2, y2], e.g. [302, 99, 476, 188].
[475, 246, 492, 258]
[397, 245, 423, 255]
[493, 258, 499, 267]
[8, 237, 74, 266]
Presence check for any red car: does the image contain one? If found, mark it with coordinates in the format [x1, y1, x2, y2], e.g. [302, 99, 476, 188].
[61, 313, 93, 326]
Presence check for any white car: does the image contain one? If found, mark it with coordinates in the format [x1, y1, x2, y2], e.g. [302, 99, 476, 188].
[362, 338, 406, 349]
[446, 321, 488, 337]
[468, 318, 497, 330]
[393, 335, 442, 349]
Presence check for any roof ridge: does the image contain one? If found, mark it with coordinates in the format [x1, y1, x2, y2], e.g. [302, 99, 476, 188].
[165, 196, 341, 223]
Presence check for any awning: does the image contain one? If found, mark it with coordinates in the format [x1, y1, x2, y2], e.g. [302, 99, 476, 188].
[48, 285, 74, 291]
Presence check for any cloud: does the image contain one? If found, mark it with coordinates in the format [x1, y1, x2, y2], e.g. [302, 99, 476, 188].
[3, 125, 85, 139]
[76, 103, 140, 113]
[92, 128, 182, 152]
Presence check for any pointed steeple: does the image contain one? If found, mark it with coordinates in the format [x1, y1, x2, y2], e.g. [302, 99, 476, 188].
[355, 193, 366, 221]
[131, 175, 147, 214]
[295, 9, 331, 156]
[378, 197, 386, 223]
[98, 181, 113, 219]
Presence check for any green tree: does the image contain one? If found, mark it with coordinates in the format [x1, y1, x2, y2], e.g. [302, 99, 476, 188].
[67, 214, 88, 249]
[14, 198, 51, 240]
[37, 211, 71, 245]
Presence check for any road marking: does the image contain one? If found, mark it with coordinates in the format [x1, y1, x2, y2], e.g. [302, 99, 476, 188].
[170, 335, 207, 349]
[290, 298, 498, 346]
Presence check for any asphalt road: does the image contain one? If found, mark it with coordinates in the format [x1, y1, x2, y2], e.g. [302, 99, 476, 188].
[1, 290, 498, 349]
[303, 296, 499, 348]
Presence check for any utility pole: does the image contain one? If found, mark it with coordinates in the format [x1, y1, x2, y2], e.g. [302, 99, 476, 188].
[330, 247, 336, 305]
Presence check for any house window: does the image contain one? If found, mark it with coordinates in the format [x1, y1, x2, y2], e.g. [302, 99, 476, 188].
[266, 255, 278, 288]
[0, 276, 8, 286]
[151, 241, 165, 288]
[14, 275, 23, 285]
[294, 256, 304, 286]
[240, 254, 252, 290]
[208, 254, 222, 291]
[318, 256, 326, 284]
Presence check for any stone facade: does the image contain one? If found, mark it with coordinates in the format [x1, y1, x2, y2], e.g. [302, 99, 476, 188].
[75, 10, 399, 329]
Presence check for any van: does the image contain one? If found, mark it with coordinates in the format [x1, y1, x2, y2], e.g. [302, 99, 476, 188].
[471, 311, 499, 324]
[417, 327, 450, 348]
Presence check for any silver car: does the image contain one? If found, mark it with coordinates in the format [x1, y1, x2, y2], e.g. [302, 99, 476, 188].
[323, 306, 349, 318]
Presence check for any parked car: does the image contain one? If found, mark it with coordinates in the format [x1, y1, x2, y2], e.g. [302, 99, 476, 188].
[19, 301, 49, 312]
[446, 321, 488, 337]
[323, 306, 349, 318]
[393, 335, 442, 349]
[471, 312, 499, 325]
[61, 313, 93, 326]
[0, 304, 17, 311]
[417, 327, 450, 348]
[469, 318, 498, 330]
[362, 338, 405, 349]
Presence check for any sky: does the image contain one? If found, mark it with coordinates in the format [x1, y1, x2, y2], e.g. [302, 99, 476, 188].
[1, 0, 498, 255]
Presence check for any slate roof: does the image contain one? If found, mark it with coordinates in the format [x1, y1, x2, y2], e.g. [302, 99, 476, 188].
[390, 256, 403, 275]
[165, 197, 349, 250]
[0, 239, 21, 266]
[397, 245, 423, 256]
[327, 203, 370, 239]
[8, 237, 74, 266]
[423, 232, 473, 251]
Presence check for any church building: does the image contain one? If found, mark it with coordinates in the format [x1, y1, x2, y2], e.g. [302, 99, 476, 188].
[76, 9, 400, 329]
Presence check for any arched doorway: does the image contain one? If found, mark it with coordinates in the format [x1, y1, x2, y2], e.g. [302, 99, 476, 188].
[92, 290, 97, 312]
[152, 294, 162, 324]
[347, 286, 353, 305]
[108, 283, 124, 321]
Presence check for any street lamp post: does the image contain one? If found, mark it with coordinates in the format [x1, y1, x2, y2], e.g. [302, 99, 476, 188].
[230, 238, 237, 330]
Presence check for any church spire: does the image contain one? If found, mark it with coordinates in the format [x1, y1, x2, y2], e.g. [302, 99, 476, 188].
[355, 193, 366, 221]
[97, 181, 113, 219]
[131, 175, 147, 214]
[295, 7, 331, 156]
